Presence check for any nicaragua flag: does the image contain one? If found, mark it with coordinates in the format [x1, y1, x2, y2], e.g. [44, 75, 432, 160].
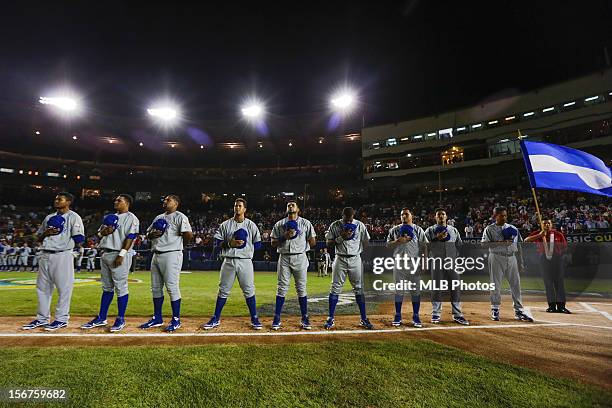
[520, 140, 612, 197]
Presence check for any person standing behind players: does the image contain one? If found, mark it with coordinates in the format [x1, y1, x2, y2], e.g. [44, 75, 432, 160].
[202, 199, 263, 330]
[269, 200, 316, 330]
[31, 243, 41, 271]
[386, 208, 428, 328]
[9, 243, 18, 271]
[324, 207, 374, 330]
[81, 194, 139, 332]
[18, 243, 31, 271]
[22, 192, 85, 331]
[524, 217, 570, 314]
[318, 248, 330, 277]
[425, 209, 469, 325]
[0, 239, 7, 271]
[139, 195, 193, 332]
[85, 245, 97, 272]
[482, 206, 533, 322]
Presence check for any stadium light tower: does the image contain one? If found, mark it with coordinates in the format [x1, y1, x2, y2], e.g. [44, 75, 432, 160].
[241, 103, 263, 119]
[39, 91, 82, 117]
[147, 101, 181, 127]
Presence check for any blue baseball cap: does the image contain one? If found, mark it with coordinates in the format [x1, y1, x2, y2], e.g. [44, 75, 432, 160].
[502, 226, 518, 240]
[233, 228, 248, 249]
[102, 213, 119, 230]
[47, 214, 65, 234]
[152, 218, 168, 234]
[399, 224, 414, 238]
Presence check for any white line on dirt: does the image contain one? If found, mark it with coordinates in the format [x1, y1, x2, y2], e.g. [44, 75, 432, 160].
[579, 302, 598, 312]
[0, 322, 581, 338]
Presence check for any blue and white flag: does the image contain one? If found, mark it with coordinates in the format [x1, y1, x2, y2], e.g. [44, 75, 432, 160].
[520, 141, 612, 197]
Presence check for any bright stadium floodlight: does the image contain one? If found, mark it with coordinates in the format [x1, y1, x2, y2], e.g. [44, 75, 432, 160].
[330, 89, 357, 112]
[241, 103, 263, 119]
[147, 106, 178, 121]
[39, 96, 78, 111]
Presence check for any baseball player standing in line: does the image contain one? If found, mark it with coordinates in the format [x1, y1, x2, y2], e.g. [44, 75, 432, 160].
[318, 248, 331, 277]
[202, 198, 263, 330]
[425, 209, 469, 325]
[81, 194, 139, 332]
[75, 245, 85, 272]
[386, 208, 428, 328]
[31, 243, 41, 271]
[9, 244, 18, 271]
[86, 245, 97, 272]
[22, 192, 85, 331]
[0, 239, 7, 271]
[482, 206, 534, 322]
[139, 195, 192, 332]
[269, 200, 316, 330]
[324, 207, 374, 330]
[18, 242, 31, 271]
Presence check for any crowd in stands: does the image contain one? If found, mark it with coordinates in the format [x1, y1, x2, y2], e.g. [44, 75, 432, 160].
[1, 187, 610, 254]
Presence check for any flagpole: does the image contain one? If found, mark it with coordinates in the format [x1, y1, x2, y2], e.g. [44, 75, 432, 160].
[519, 130, 548, 249]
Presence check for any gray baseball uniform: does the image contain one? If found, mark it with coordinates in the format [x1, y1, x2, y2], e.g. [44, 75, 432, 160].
[0, 245, 6, 268]
[36, 210, 84, 323]
[425, 224, 464, 317]
[387, 223, 428, 299]
[99, 211, 140, 297]
[325, 219, 370, 295]
[271, 216, 316, 297]
[18, 246, 31, 267]
[482, 223, 524, 312]
[214, 217, 261, 298]
[148, 211, 192, 301]
[86, 248, 97, 270]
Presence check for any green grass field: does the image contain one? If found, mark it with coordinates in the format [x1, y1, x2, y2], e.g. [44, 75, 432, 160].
[0, 340, 609, 408]
[0, 271, 610, 318]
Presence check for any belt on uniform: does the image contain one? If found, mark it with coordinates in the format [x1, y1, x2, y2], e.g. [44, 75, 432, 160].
[101, 248, 119, 253]
[153, 249, 182, 255]
[489, 252, 515, 257]
[42, 249, 69, 254]
[280, 253, 305, 256]
[336, 254, 359, 258]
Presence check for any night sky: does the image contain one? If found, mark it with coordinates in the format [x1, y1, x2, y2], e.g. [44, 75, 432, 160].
[0, 1, 611, 134]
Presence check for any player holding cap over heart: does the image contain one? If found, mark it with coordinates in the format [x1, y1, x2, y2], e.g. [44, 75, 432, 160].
[324, 207, 373, 330]
[81, 194, 140, 332]
[269, 200, 316, 330]
[203, 198, 263, 330]
[139, 195, 193, 332]
[386, 207, 429, 328]
[425, 208, 469, 325]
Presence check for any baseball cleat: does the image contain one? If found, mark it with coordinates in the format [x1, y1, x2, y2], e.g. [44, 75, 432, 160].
[271, 315, 282, 331]
[300, 315, 312, 330]
[431, 315, 441, 324]
[138, 317, 164, 329]
[453, 316, 470, 325]
[412, 314, 422, 328]
[359, 318, 374, 330]
[392, 314, 402, 327]
[251, 316, 263, 330]
[81, 316, 107, 330]
[165, 317, 181, 332]
[44, 321, 68, 331]
[323, 317, 335, 330]
[22, 319, 48, 330]
[202, 317, 220, 330]
[110, 317, 126, 332]
[491, 309, 500, 321]
[515, 311, 534, 322]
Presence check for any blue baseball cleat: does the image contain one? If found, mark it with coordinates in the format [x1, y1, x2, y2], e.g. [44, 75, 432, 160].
[515, 311, 534, 322]
[110, 317, 126, 332]
[323, 317, 335, 330]
[251, 316, 263, 330]
[139, 317, 164, 329]
[44, 321, 68, 331]
[412, 314, 422, 328]
[22, 319, 48, 330]
[491, 309, 500, 321]
[271, 315, 281, 331]
[81, 316, 107, 330]
[453, 316, 470, 326]
[202, 317, 220, 330]
[431, 315, 441, 324]
[300, 315, 312, 330]
[359, 318, 374, 330]
[165, 317, 181, 332]
[392, 314, 402, 327]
